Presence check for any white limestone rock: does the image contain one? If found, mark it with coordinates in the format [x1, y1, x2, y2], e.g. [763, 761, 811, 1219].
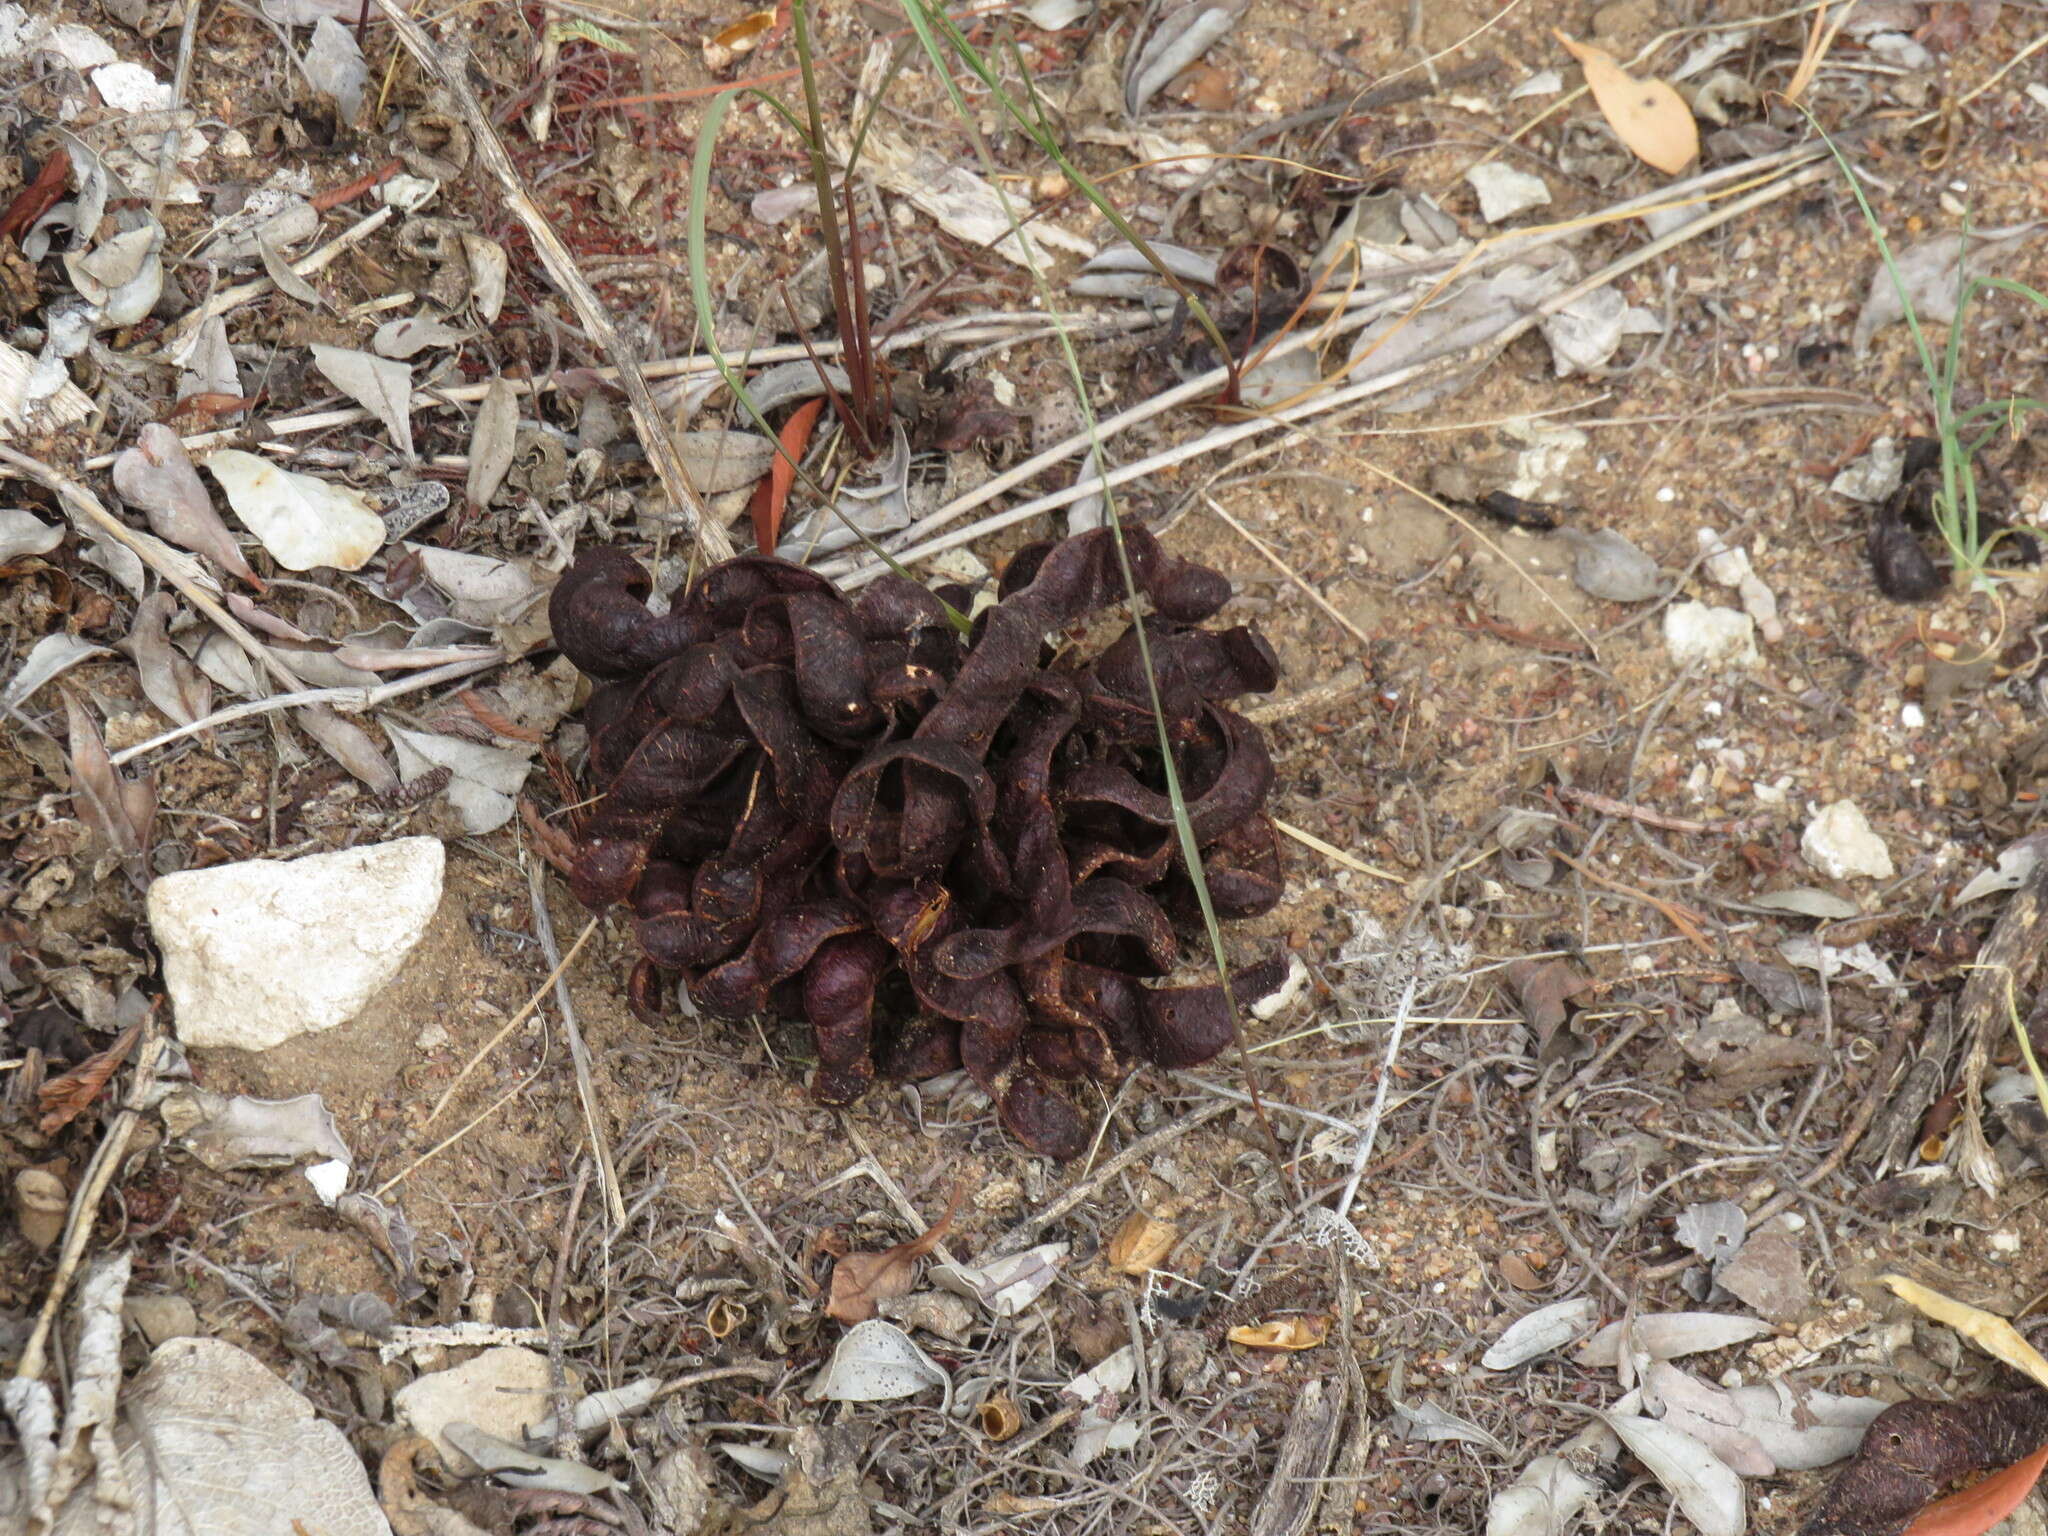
[148, 837, 443, 1051]
[1801, 801, 1895, 881]
[1663, 601, 1758, 670]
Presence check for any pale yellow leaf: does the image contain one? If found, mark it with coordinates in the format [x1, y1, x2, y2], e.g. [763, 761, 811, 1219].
[1554, 30, 1699, 176]
[1105, 1211, 1179, 1277]
[1881, 1274, 2048, 1391]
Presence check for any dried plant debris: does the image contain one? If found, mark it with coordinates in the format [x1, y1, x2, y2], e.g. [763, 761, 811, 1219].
[548, 529, 1285, 1157]
[1866, 436, 2040, 601]
[1798, 1391, 2048, 1536]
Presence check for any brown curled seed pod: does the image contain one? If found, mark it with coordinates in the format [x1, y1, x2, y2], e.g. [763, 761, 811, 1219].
[546, 529, 1287, 1158]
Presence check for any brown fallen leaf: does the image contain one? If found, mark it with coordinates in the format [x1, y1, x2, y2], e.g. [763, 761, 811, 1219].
[1554, 31, 1698, 175]
[826, 1182, 963, 1325]
[1227, 1315, 1330, 1351]
[38, 1022, 141, 1136]
[63, 689, 155, 884]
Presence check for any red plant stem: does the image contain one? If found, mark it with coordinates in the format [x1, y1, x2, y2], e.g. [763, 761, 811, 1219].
[312, 157, 403, 211]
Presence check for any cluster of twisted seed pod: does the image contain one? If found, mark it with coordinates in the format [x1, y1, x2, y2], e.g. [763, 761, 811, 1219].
[548, 528, 1285, 1158]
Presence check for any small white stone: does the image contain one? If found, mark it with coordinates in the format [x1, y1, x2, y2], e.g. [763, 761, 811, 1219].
[1800, 800, 1895, 881]
[1663, 601, 1758, 670]
[91, 60, 173, 112]
[1656, 486, 1677, 503]
[148, 837, 444, 1052]
[1901, 702, 1926, 729]
[1463, 162, 1551, 224]
[305, 1159, 350, 1207]
[1990, 1230, 2021, 1256]
[1695, 527, 1752, 587]
[1250, 951, 1310, 1020]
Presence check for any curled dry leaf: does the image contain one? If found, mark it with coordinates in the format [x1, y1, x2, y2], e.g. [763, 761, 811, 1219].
[1601, 1410, 1745, 1536]
[294, 704, 399, 792]
[825, 1182, 963, 1325]
[466, 377, 519, 517]
[1554, 31, 1699, 175]
[806, 1320, 950, 1404]
[1483, 1296, 1599, 1371]
[1106, 1210, 1179, 1277]
[111, 423, 262, 585]
[310, 344, 416, 461]
[1228, 1315, 1329, 1350]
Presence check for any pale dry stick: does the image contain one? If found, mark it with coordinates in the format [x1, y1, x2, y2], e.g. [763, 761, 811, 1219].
[1173, 1074, 1364, 1139]
[835, 154, 1827, 590]
[148, 0, 205, 228]
[153, 207, 394, 358]
[1331, 977, 1415, 1224]
[97, 310, 1147, 470]
[1272, 818, 1404, 886]
[373, 1063, 546, 1199]
[14, 1023, 168, 1382]
[1202, 496, 1370, 647]
[1781, 0, 1859, 108]
[1246, 666, 1365, 726]
[108, 653, 505, 768]
[424, 915, 600, 1127]
[528, 858, 626, 1228]
[977, 1100, 1235, 1262]
[369, 0, 736, 562]
[0, 447, 305, 695]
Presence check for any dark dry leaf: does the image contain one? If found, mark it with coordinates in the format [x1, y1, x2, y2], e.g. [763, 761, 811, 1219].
[37, 1021, 140, 1135]
[1507, 957, 1586, 1062]
[62, 688, 155, 882]
[826, 1184, 963, 1325]
[1799, 1391, 2048, 1536]
[126, 592, 213, 728]
[549, 530, 1285, 1158]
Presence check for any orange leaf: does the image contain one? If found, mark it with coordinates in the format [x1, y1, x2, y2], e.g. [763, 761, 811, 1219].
[1902, 1440, 2048, 1536]
[825, 1181, 962, 1324]
[37, 1022, 140, 1136]
[1227, 1315, 1330, 1351]
[750, 397, 825, 555]
[1105, 1210, 1178, 1276]
[1554, 31, 1698, 176]
[712, 9, 775, 52]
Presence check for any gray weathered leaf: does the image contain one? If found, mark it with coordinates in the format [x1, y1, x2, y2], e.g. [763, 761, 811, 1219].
[1599, 1410, 1745, 1536]
[125, 593, 213, 729]
[1483, 1297, 1600, 1370]
[112, 423, 261, 583]
[1750, 888, 1861, 920]
[375, 313, 470, 360]
[258, 231, 324, 306]
[293, 704, 397, 791]
[160, 1088, 352, 1170]
[386, 724, 533, 833]
[460, 233, 508, 324]
[806, 1320, 950, 1405]
[301, 17, 369, 124]
[1127, 2, 1242, 114]
[2, 633, 109, 712]
[467, 378, 519, 514]
[310, 344, 415, 460]
[1577, 1313, 1772, 1368]
[0, 508, 64, 560]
